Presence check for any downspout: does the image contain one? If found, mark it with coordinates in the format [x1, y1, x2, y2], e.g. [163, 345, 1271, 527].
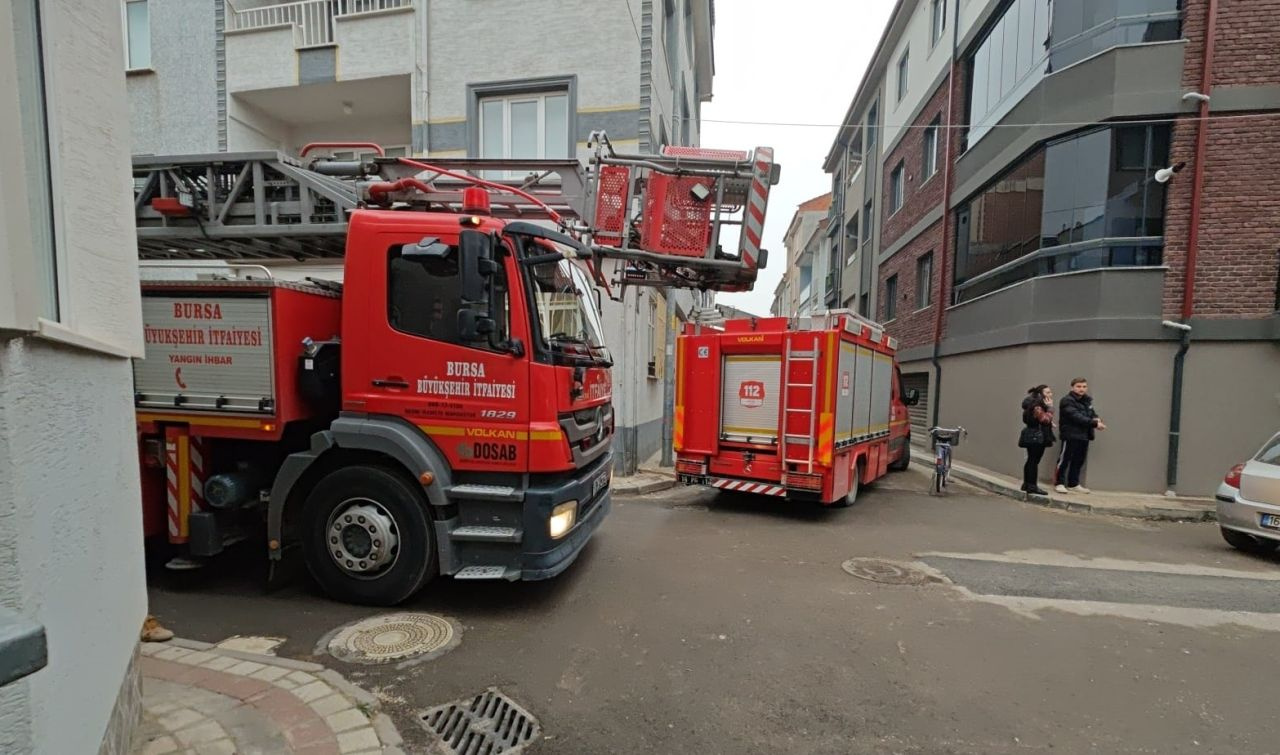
[930, 0, 961, 429]
[1166, 0, 1218, 495]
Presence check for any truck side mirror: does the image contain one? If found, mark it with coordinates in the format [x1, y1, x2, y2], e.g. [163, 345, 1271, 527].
[905, 388, 920, 406]
[457, 230, 498, 345]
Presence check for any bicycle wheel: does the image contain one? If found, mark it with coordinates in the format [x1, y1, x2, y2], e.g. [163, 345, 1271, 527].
[941, 447, 952, 490]
[933, 453, 944, 494]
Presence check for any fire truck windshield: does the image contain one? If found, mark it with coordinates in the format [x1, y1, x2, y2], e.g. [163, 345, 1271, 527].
[527, 257, 611, 366]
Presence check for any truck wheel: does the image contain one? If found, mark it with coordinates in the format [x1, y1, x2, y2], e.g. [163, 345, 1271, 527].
[302, 465, 436, 606]
[888, 438, 911, 472]
[832, 465, 861, 508]
[1221, 527, 1278, 555]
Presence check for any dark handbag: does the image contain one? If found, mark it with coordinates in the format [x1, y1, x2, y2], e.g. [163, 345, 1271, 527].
[1018, 425, 1044, 448]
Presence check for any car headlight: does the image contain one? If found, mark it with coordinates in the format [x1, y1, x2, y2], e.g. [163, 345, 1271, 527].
[549, 500, 578, 539]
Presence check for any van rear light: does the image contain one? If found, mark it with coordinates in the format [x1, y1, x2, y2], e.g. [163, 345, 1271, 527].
[1225, 463, 1245, 488]
[786, 472, 823, 491]
[142, 438, 165, 469]
[676, 458, 707, 475]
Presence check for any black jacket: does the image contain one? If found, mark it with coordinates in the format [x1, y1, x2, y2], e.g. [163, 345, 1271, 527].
[1021, 395, 1056, 447]
[1059, 393, 1099, 442]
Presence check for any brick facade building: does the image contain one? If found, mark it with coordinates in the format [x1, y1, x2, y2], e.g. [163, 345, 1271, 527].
[825, 0, 1280, 495]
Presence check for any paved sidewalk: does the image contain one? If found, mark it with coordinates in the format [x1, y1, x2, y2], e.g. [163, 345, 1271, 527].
[910, 449, 1216, 522]
[135, 639, 403, 755]
[613, 466, 677, 495]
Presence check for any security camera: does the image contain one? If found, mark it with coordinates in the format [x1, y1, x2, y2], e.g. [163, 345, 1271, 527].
[1154, 161, 1187, 184]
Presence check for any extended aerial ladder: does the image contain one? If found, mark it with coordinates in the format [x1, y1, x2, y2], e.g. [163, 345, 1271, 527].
[132, 133, 780, 294]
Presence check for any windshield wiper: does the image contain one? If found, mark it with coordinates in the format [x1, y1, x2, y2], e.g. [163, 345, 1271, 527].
[547, 332, 589, 345]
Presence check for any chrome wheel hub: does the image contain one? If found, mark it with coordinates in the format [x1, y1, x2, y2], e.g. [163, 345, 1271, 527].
[327, 499, 399, 577]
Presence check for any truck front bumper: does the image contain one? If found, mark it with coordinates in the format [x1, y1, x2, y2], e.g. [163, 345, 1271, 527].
[519, 451, 613, 580]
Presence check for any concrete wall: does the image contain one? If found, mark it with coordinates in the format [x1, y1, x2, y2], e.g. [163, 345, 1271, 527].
[0, 0, 148, 751]
[127, 0, 220, 155]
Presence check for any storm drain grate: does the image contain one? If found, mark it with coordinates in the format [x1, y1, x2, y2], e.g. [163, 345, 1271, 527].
[842, 558, 939, 586]
[420, 688, 540, 755]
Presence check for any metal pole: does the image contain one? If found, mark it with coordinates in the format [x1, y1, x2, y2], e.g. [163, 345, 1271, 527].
[660, 289, 678, 467]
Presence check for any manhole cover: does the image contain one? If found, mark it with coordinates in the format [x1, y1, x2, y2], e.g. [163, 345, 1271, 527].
[326, 612, 459, 665]
[841, 558, 937, 586]
[420, 688, 540, 755]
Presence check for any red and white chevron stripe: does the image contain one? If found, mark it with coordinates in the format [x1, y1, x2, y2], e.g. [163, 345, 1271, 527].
[189, 435, 206, 515]
[738, 147, 773, 270]
[710, 477, 785, 497]
[165, 438, 180, 540]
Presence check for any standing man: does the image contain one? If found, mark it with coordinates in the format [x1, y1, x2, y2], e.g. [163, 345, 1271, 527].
[1055, 377, 1106, 494]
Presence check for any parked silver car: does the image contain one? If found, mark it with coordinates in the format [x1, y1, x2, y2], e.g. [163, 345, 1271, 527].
[1217, 432, 1280, 553]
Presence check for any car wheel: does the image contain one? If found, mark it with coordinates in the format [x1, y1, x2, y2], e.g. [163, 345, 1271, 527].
[1220, 526, 1278, 555]
[302, 465, 436, 606]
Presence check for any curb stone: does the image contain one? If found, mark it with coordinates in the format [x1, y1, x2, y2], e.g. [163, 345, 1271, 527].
[613, 477, 677, 495]
[910, 456, 1216, 523]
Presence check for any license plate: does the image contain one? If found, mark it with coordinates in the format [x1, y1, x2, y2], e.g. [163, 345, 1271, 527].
[592, 470, 609, 497]
[1260, 514, 1280, 531]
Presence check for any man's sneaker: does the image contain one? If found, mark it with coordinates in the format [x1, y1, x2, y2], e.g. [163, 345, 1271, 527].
[1054, 484, 1069, 494]
[140, 615, 173, 643]
[1070, 486, 1091, 494]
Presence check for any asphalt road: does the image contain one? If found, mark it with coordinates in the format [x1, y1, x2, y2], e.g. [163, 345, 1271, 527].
[148, 469, 1280, 754]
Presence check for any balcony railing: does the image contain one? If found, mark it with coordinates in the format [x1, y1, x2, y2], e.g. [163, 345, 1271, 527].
[227, 0, 409, 48]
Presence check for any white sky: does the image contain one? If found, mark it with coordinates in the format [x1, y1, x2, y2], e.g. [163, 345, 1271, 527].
[703, 0, 897, 317]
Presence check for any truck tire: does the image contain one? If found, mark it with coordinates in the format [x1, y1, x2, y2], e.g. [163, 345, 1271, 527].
[832, 464, 861, 508]
[1221, 526, 1278, 555]
[888, 437, 911, 472]
[302, 465, 436, 606]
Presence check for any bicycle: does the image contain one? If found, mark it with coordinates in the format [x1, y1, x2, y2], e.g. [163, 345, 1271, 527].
[928, 426, 966, 494]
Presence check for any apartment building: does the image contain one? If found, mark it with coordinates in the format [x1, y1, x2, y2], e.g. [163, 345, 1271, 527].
[770, 192, 832, 316]
[826, 0, 1280, 495]
[124, 0, 717, 474]
[2, 0, 148, 751]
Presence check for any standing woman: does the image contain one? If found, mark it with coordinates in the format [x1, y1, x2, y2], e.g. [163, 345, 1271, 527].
[1019, 385, 1056, 495]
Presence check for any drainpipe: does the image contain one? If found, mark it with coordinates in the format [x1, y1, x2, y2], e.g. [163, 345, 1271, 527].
[930, 0, 962, 428]
[1165, 0, 1218, 495]
[1164, 321, 1192, 496]
[660, 289, 677, 467]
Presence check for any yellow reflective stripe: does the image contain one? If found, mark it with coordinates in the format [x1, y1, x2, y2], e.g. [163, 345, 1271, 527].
[725, 355, 780, 363]
[415, 424, 564, 442]
[723, 425, 776, 436]
[137, 412, 265, 429]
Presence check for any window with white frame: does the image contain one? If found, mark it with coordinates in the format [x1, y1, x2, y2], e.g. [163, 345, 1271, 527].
[916, 252, 934, 308]
[124, 0, 151, 70]
[889, 161, 905, 214]
[478, 92, 570, 161]
[896, 48, 909, 102]
[13, 0, 57, 321]
[930, 0, 946, 47]
[921, 116, 940, 180]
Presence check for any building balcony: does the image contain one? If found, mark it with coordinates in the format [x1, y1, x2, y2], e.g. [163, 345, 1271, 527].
[225, 0, 415, 94]
[223, 0, 414, 152]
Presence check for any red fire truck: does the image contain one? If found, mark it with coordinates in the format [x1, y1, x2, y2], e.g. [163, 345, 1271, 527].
[673, 311, 919, 506]
[131, 138, 777, 605]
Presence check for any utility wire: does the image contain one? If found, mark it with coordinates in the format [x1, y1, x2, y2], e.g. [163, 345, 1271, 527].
[685, 110, 1280, 130]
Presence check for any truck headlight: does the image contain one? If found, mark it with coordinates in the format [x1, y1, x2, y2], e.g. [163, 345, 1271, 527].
[549, 500, 578, 539]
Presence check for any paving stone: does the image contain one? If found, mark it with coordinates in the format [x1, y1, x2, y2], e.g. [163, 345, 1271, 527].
[140, 643, 167, 657]
[140, 734, 179, 755]
[216, 635, 285, 655]
[309, 694, 354, 718]
[288, 670, 318, 685]
[226, 660, 267, 677]
[200, 656, 239, 672]
[145, 702, 179, 716]
[176, 651, 217, 667]
[157, 709, 204, 732]
[293, 743, 341, 755]
[287, 718, 336, 748]
[154, 647, 193, 662]
[274, 678, 298, 690]
[336, 727, 380, 753]
[192, 739, 236, 755]
[293, 680, 335, 703]
[325, 708, 369, 733]
[250, 665, 291, 683]
[174, 720, 227, 746]
[371, 712, 403, 747]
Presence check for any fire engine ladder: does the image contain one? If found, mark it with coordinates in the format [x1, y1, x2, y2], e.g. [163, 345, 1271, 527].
[781, 341, 820, 473]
